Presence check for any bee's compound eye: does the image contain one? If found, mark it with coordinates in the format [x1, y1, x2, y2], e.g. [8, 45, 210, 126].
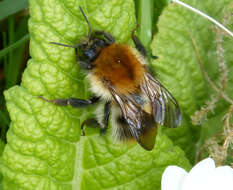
[84, 49, 96, 59]
[96, 39, 106, 46]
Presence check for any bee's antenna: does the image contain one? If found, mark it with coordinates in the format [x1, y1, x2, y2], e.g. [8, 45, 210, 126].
[79, 6, 92, 39]
[49, 42, 80, 48]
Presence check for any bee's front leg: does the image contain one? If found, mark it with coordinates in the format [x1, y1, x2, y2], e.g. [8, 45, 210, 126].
[131, 25, 147, 57]
[94, 31, 115, 44]
[39, 96, 100, 108]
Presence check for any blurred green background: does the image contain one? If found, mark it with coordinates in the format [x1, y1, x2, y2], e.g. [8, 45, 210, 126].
[0, 0, 29, 146]
[0, 0, 232, 189]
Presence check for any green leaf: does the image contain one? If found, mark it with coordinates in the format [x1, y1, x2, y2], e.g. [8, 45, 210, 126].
[0, 0, 28, 20]
[150, 0, 233, 162]
[1, 0, 191, 189]
[150, 0, 206, 162]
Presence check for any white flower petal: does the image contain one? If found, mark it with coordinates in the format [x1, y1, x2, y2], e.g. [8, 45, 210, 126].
[161, 166, 188, 190]
[161, 158, 233, 190]
[181, 158, 216, 190]
[190, 158, 216, 172]
[208, 166, 233, 190]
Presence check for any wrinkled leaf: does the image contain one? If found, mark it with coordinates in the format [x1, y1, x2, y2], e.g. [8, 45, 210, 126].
[1, 0, 191, 189]
[151, 0, 233, 161]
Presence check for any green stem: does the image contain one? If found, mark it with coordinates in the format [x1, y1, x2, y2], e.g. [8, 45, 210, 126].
[2, 32, 8, 70]
[6, 15, 15, 89]
[0, 34, 29, 61]
[136, 0, 153, 54]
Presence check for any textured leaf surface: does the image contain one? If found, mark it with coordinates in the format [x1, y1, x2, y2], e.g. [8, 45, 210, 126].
[1, 0, 191, 190]
[151, 0, 233, 161]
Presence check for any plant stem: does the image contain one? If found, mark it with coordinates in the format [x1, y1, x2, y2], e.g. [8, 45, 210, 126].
[5, 15, 15, 89]
[188, 32, 233, 105]
[2, 32, 8, 70]
[136, 0, 153, 54]
[0, 34, 29, 60]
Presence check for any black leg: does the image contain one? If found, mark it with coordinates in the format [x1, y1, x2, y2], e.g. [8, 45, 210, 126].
[100, 101, 111, 134]
[81, 101, 111, 136]
[81, 118, 100, 136]
[40, 96, 100, 108]
[131, 26, 159, 59]
[131, 25, 146, 57]
[131, 29, 147, 57]
[94, 31, 115, 44]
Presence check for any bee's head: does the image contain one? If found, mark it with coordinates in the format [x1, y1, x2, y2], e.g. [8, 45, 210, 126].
[51, 6, 114, 69]
[75, 7, 113, 63]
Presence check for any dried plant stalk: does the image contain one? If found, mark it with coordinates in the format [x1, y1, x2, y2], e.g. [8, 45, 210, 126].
[189, 10, 233, 165]
[223, 105, 233, 150]
[205, 137, 227, 166]
[191, 95, 219, 125]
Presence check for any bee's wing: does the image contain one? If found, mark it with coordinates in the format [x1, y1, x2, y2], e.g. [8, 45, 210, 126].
[106, 83, 157, 150]
[141, 72, 182, 128]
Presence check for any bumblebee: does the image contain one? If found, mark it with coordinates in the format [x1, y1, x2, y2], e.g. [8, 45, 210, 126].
[41, 7, 182, 150]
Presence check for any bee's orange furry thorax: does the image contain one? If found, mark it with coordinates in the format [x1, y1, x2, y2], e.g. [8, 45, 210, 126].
[93, 44, 145, 94]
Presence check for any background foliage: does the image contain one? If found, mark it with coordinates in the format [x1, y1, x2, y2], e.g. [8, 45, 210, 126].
[0, 0, 232, 189]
